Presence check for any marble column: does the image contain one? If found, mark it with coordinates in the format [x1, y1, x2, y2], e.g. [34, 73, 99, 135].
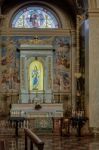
[71, 30, 76, 110]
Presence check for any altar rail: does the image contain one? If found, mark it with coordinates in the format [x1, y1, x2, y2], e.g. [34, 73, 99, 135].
[24, 128, 44, 150]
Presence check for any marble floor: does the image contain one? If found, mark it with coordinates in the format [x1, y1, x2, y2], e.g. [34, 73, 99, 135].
[1, 135, 99, 150]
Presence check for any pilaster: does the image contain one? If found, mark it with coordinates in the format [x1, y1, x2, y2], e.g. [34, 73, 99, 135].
[88, 9, 99, 133]
[88, 0, 97, 9]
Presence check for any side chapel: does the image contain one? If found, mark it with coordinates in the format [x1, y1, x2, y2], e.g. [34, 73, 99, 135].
[0, 0, 99, 136]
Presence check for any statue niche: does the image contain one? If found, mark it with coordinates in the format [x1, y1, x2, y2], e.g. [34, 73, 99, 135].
[29, 60, 43, 91]
[19, 44, 54, 104]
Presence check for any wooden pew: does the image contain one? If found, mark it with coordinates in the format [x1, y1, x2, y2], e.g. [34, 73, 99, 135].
[0, 140, 7, 150]
[24, 128, 44, 150]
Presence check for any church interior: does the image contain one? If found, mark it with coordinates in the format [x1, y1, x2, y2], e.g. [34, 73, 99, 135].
[0, 0, 99, 149]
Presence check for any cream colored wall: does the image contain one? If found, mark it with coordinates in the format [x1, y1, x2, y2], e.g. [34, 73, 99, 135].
[96, 0, 99, 8]
[88, 0, 97, 9]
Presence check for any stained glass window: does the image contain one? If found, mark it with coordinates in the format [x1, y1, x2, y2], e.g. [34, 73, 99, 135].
[29, 60, 43, 91]
[12, 6, 59, 28]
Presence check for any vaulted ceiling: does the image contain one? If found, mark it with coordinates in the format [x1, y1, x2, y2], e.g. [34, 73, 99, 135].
[0, 0, 88, 18]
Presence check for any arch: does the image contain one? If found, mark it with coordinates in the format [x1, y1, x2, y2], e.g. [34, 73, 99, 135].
[11, 5, 61, 28]
[29, 60, 43, 91]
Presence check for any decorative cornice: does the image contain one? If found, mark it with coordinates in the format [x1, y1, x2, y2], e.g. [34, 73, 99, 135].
[1, 29, 76, 36]
[19, 36, 54, 46]
[20, 45, 54, 50]
[88, 8, 99, 17]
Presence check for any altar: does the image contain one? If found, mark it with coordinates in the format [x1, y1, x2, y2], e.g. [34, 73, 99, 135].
[14, 41, 64, 134]
[10, 103, 63, 134]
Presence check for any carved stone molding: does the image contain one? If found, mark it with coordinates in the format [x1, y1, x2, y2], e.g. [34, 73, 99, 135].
[1, 29, 75, 36]
[18, 37, 54, 46]
[88, 8, 99, 17]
